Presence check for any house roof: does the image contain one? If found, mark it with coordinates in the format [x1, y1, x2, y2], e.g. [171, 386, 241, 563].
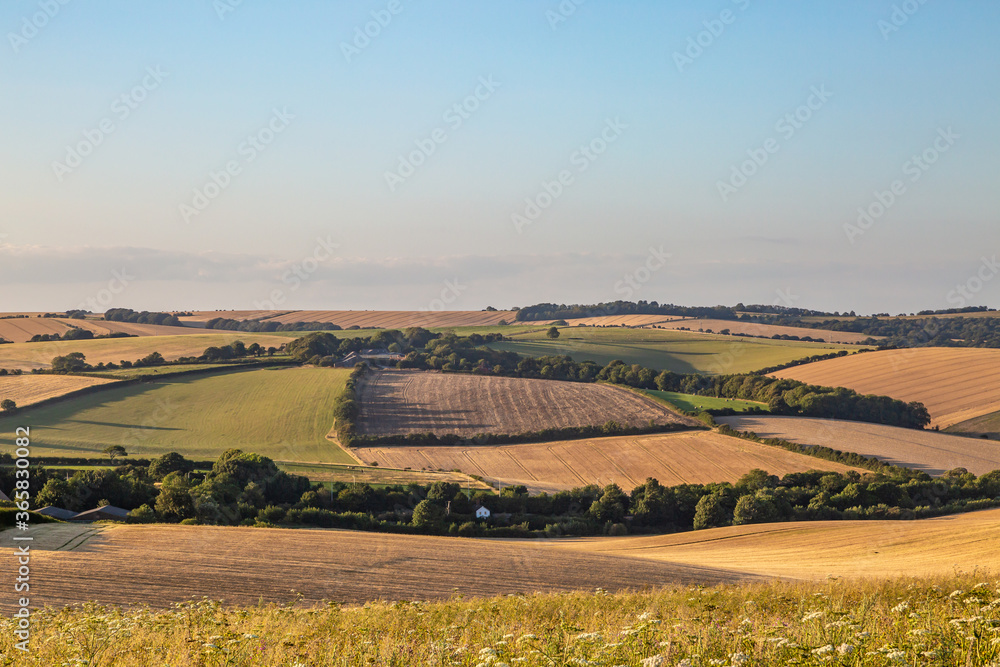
[35, 506, 78, 520]
[72, 505, 130, 521]
[0, 488, 9, 502]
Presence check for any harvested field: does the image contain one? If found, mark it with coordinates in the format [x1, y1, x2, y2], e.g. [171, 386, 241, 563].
[357, 370, 697, 437]
[0, 523, 755, 610]
[561, 508, 1000, 580]
[181, 309, 517, 329]
[356, 431, 862, 493]
[0, 373, 115, 407]
[532, 314, 688, 327]
[0, 318, 202, 343]
[277, 462, 493, 490]
[0, 332, 296, 371]
[656, 318, 876, 344]
[718, 415, 1000, 476]
[772, 347, 1000, 428]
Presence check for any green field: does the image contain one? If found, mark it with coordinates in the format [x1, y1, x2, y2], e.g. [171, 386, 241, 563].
[80, 363, 232, 379]
[642, 389, 769, 414]
[945, 410, 1000, 440]
[0, 367, 355, 463]
[489, 327, 861, 374]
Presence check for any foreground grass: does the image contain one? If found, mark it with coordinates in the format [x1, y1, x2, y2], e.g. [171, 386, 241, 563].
[3, 576, 1000, 665]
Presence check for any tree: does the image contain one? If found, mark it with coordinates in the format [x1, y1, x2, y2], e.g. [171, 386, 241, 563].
[412, 499, 446, 528]
[51, 352, 90, 373]
[155, 472, 196, 522]
[0, 399, 15, 412]
[732, 492, 779, 525]
[588, 483, 628, 523]
[103, 445, 127, 464]
[148, 452, 195, 481]
[693, 491, 731, 530]
[546, 327, 560, 339]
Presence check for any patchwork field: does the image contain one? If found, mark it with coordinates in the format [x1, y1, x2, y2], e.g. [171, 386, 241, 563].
[0, 373, 115, 407]
[0, 367, 354, 462]
[0, 317, 205, 343]
[356, 431, 862, 493]
[181, 309, 518, 329]
[718, 415, 1000, 476]
[357, 370, 696, 437]
[655, 318, 878, 344]
[772, 347, 1000, 428]
[643, 389, 768, 413]
[533, 314, 688, 327]
[0, 332, 297, 371]
[277, 461, 493, 489]
[0, 523, 754, 610]
[490, 327, 861, 374]
[564, 508, 1000, 580]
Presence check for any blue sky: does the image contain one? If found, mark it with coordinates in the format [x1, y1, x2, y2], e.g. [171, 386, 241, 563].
[1, 1, 997, 314]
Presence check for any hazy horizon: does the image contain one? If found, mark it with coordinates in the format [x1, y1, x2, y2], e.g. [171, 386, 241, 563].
[2, 1, 997, 314]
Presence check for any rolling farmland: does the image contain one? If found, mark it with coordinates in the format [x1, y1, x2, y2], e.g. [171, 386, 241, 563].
[947, 410, 1000, 440]
[0, 373, 115, 407]
[0, 317, 205, 343]
[489, 326, 862, 374]
[563, 508, 1000, 580]
[655, 318, 878, 345]
[0, 523, 754, 610]
[0, 332, 296, 371]
[181, 309, 518, 329]
[356, 431, 861, 493]
[772, 347, 1000, 428]
[718, 415, 1000, 476]
[357, 370, 697, 437]
[533, 314, 688, 327]
[0, 367, 354, 462]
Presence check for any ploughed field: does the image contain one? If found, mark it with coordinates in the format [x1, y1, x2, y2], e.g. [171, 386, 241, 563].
[0, 523, 755, 610]
[0, 317, 205, 343]
[0, 373, 115, 407]
[718, 415, 1000, 476]
[355, 431, 862, 493]
[772, 347, 1000, 428]
[357, 370, 698, 437]
[563, 508, 1000, 580]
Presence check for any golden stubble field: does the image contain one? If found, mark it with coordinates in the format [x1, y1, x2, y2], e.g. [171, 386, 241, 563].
[0, 317, 205, 343]
[0, 373, 115, 407]
[356, 431, 862, 493]
[357, 370, 698, 437]
[181, 309, 517, 328]
[0, 523, 754, 611]
[773, 347, 1000, 428]
[718, 415, 1000, 476]
[562, 508, 1000, 580]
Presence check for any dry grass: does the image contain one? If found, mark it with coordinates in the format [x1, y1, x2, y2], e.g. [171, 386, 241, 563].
[356, 431, 862, 493]
[181, 309, 517, 328]
[562, 507, 1000, 580]
[0, 373, 115, 407]
[718, 415, 1000, 476]
[773, 347, 1000, 428]
[357, 370, 696, 437]
[0, 333, 296, 371]
[655, 318, 876, 344]
[0, 523, 752, 610]
[533, 314, 688, 326]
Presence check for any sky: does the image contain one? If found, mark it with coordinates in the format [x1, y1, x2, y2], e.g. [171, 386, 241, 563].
[1, 1, 998, 315]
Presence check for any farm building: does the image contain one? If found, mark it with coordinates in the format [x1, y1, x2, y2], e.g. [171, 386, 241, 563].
[335, 349, 405, 368]
[72, 505, 130, 522]
[36, 506, 79, 520]
[475, 506, 491, 520]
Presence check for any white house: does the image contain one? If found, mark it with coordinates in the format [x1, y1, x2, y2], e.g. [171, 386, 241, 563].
[475, 505, 491, 520]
